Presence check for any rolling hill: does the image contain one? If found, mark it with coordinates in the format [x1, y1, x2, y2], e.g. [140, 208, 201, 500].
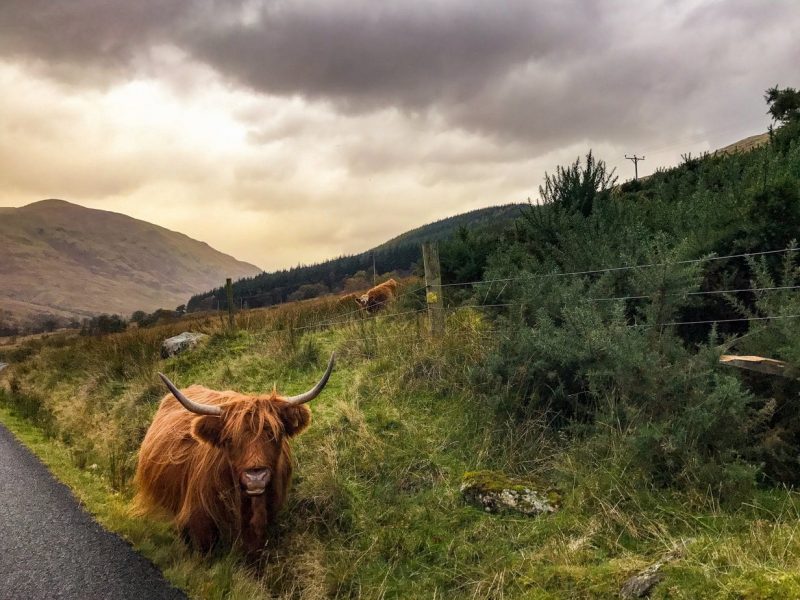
[373, 204, 524, 250]
[0, 199, 261, 325]
[716, 132, 770, 154]
[188, 203, 525, 311]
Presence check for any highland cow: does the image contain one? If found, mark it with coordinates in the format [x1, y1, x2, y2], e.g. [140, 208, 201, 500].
[134, 353, 335, 559]
[355, 278, 398, 313]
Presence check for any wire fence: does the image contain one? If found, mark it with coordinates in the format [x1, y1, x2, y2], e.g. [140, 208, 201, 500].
[225, 246, 800, 349]
[438, 247, 800, 289]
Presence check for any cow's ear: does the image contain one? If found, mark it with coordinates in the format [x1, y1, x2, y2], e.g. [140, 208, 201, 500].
[191, 416, 225, 446]
[279, 404, 311, 437]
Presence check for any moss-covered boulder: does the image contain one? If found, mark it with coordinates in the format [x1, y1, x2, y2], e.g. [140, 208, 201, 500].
[460, 470, 560, 516]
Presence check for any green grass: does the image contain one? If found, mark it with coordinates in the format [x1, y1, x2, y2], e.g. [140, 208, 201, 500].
[3, 303, 800, 598]
[0, 404, 271, 599]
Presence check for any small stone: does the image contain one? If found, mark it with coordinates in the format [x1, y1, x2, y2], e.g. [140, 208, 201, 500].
[620, 543, 689, 599]
[461, 470, 560, 517]
[620, 567, 663, 599]
[160, 332, 208, 359]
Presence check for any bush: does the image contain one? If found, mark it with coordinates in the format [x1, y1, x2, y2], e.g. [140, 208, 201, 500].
[538, 150, 617, 217]
[288, 283, 329, 302]
[81, 314, 127, 336]
[480, 123, 800, 491]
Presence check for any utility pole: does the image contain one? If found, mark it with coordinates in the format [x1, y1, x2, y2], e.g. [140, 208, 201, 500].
[625, 154, 645, 181]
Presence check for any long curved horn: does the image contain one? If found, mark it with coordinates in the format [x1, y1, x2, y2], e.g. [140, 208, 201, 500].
[158, 373, 223, 416]
[284, 352, 336, 406]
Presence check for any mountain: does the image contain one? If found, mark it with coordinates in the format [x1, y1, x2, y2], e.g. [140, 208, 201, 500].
[374, 204, 524, 250]
[188, 203, 525, 311]
[0, 200, 261, 323]
[716, 132, 770, 155]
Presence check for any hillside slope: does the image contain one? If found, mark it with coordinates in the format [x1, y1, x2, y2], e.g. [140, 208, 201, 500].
[0, 200, 261, 321]
[716, 131, 770, 154]
[374, 203, 524, 250]
[189, 203, 524, 310]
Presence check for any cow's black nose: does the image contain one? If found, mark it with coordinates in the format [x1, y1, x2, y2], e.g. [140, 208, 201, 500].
[240, 468, 271, 495]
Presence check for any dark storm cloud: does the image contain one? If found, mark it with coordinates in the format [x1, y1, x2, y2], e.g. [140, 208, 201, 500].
[446, 0, 800, 149]
[185, 0, 600, 110]
[0, 0, 188, 83]
[0, 0, 595, 108]
[1, 0, 798, 151]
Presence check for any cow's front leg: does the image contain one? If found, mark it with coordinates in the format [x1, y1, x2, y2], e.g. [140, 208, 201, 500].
[184, 511, 218, 554]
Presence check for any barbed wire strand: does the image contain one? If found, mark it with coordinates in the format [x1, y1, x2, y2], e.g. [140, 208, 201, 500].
[238, 282, 800, 344]
[446, 284, 800, 309]
[221, 247, 800, 346]
[338, 313, 800, 347]
[207, 246, 799, 338]
[438, 247, 800, 289]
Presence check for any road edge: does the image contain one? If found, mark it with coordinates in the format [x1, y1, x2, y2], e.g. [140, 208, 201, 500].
[0, 406, 198, 598]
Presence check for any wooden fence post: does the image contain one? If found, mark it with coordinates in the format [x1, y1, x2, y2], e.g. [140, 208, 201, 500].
[225, 278, 235, 330]
[422, 241, 445, 337]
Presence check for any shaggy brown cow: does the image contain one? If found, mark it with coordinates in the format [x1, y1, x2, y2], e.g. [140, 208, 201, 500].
[355, 278, 398, 313]
[134, 353, 335, 559]
[336, 292, 358, 309]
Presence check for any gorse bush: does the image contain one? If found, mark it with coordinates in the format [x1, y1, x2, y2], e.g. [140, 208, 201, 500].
[539, 150, 618, 217]
[481, 248, 758, 494]
[481, 90, 800, 491]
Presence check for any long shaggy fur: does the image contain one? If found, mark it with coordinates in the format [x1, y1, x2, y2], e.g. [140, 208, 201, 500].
[134, 386, 310, 555]
[356, 278, 399, 313]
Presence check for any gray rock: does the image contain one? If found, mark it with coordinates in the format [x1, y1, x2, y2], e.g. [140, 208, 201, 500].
[460, 470, 560, 517]
[0, 362, 8, 373]
[620, 566, 663, 599]
[160, 332, 208, 359]
[620, 546, 687, 599]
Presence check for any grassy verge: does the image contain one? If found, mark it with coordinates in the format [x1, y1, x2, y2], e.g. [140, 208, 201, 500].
[0, 404, 271, 599]
[3, 302, 800, 598]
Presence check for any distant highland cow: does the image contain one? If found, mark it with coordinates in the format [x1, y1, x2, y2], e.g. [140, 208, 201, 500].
[355, 278, 398, 313]
[336, 292, 358, 309]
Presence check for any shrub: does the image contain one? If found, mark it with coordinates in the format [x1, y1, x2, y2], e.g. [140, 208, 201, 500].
[538, 150, 617, 217]
[81, 314, 127, 336]
[479, 127, 800, 491]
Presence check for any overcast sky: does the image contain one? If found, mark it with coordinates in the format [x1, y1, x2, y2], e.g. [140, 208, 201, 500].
[1, 1, 798, 270]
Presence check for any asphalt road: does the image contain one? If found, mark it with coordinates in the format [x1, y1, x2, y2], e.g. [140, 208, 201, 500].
[0, 423, 187, 600]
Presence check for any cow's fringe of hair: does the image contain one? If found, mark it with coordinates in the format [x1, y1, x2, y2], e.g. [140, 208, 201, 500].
[133, 387, 293, 545]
